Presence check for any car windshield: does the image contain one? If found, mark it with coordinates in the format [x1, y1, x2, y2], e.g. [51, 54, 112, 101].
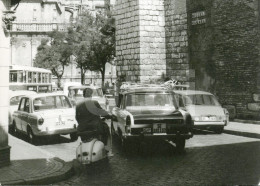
[33, 95, 72, 111]
[183, 94, 221, 106]
[69, 88, 103, 98]
[10, 96, 22, 106]
[125, 93, 175, 108]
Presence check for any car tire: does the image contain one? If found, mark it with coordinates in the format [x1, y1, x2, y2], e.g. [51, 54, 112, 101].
[175, 138, 185, 152]
[9, 122, 15, 134]
[111, 121, 116, 136]
[215, 126, 224, 134]
[11, 121, 18, 136]
[27, 128, 38, 145]
[70, 133, 78, 142]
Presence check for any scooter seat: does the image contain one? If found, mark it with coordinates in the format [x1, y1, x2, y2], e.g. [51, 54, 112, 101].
[77, 130, 99, 139]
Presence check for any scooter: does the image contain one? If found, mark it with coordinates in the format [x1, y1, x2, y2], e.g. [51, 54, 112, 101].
[76, 119, 113, 165]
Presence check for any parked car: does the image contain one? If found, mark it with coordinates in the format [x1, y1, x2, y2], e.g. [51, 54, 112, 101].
[9, 90, 37, 133]
[174, 90, 229, 133]
[68, 85, 109, 110]
[111, 83, 193, 152]
[12, 93, 78, 144]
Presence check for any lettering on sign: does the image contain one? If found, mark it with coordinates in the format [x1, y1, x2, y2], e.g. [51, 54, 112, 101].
[192, 11, 206, 25]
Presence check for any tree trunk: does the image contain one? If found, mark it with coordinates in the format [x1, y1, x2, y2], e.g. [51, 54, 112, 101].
[101, 69, 105, 89]
[57, 77, 62, 88]
[81, 68, 85, 85]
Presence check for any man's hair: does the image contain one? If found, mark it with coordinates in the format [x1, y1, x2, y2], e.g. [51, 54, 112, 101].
[83, 88, 93, 98]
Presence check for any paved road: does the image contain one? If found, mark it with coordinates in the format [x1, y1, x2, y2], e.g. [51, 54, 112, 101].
[27, 131, 260, 186]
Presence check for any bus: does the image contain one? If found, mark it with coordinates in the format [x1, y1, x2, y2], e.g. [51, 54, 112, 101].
[9, 65, 52, 93]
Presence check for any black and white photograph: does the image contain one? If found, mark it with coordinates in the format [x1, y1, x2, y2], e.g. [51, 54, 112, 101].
[0, 0, 260, 185]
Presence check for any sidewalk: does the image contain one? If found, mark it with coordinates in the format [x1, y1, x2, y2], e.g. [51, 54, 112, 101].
[0, 135, 73, 185]
[224, 122, 260, 139]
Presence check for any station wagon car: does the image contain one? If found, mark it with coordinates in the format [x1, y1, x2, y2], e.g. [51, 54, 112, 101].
[9, 90, 37, 133]
[12, 93, 78, 144]
[68, 85, 108, 110]
[111, 83, 193, 152]
[174, 90, 229, 133]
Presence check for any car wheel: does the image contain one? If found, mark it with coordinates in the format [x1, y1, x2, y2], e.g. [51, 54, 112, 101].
[27, 128, 37, 145]
[175, 138, 185, 152]
[215, 126, 224, 134]
[11, 121, 18, 136]
[111, 121, 116, 136]
[70, 132, 78, 142]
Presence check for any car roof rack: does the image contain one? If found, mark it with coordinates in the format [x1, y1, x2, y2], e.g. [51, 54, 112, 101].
[120, 80, 189, 92]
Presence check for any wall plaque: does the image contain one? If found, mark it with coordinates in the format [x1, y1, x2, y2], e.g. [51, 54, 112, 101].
[192, 11, 206, 25]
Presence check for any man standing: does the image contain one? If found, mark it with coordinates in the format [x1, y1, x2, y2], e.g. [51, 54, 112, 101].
[76, 88, 112, 155]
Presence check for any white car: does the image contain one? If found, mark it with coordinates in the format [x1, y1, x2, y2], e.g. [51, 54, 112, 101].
[111, 83, 193, 152]
[174, 90, 229, 133]
[9, 90, 37, 133]
[12, 93, 78, 144]
[68, 85, 108, 110]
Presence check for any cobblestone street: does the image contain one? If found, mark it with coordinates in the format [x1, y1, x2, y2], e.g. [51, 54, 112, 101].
[43, 132, 260, 185]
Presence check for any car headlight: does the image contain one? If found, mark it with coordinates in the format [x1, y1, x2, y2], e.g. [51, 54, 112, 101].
[194, 116, 200, 121]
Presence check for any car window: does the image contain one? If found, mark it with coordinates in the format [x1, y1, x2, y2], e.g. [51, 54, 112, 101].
[34, 95, 72, 111]
[24, 98, 30, 113]
[125, 93, 174, 107]
[183, 94, 221, 106]
[18, 98, 26, 111]
[10, 96, 22, 106]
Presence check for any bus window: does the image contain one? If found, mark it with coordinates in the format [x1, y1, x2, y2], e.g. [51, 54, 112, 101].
[38, 73, 41, 83]
[10, 72, 17, 82]
[33, 72, 37, 83]
[17, 71, 23, 82]
[28, 72, 32, 83]
[24, 71, 27, 83]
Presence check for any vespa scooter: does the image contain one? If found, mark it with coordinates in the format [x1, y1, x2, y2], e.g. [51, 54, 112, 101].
[76, 119, 113, 165]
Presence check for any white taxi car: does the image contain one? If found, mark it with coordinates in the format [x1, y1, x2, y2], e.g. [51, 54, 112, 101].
[9, 90, 37, 133]
[68, 85, 108, 110]
[111, 83, 193, 152]
[174, 90, 229, 133]
[12, 93, 78, 144]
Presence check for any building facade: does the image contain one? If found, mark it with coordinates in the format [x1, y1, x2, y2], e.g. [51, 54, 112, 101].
[115, 0, 260, 119]
[10, 0, 116, 88]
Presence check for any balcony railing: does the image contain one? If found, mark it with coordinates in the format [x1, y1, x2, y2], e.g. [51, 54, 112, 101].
[10, 22, 69, 32]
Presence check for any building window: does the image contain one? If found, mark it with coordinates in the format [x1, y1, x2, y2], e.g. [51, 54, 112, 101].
[33, 8, 37, 21]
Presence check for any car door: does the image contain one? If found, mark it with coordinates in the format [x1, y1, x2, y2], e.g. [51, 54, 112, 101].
[117, 95, 128, 134]
[15, 98, 26, 131]
[21, 98, 30, 132]
[112, 94, 125, 135]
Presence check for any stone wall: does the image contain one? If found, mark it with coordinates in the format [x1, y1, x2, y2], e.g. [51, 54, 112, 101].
[115, 0, 141, 82]
[165, 0, 190, 84]
[115, 0, 167, 82]
[187, 0, 260, 118]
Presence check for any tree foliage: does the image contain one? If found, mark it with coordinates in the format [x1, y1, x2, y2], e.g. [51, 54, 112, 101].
[34, 31, 73, 87]
[69, 10, 115, 86]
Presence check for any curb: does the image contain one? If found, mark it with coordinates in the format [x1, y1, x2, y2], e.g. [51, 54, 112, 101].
[1, 158, 74, 185]
[233, 119, 260, 125]
[224, 129, 260, 139]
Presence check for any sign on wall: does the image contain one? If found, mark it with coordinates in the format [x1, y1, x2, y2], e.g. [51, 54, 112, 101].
[192, 11, 206, 25]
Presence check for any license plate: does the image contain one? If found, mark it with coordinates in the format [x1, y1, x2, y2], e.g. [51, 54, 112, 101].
[143, 128, 152, 134]
[153, 123, 166, 134]
[202, 116, 216, 121]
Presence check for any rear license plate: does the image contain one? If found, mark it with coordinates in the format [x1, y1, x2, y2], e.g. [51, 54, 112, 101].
[153, 123, 166, 135]
[202, 116, 216, 121]
[143, 128, 152, 134]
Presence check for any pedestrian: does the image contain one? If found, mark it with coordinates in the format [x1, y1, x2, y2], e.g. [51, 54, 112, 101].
[75, 88, 112, 155]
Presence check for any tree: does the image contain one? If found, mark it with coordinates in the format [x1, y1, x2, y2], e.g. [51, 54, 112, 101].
[34, 30, 72, 88]
[70, 9, 115, 87]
